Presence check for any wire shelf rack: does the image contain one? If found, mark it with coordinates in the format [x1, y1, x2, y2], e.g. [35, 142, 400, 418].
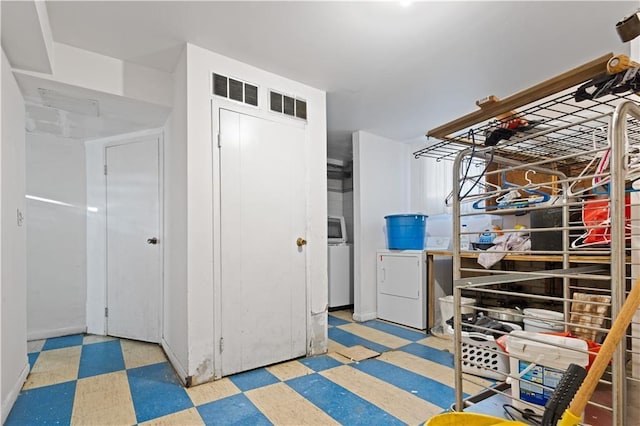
[414, 89, 640, 166]
[429, 65, 640, 423]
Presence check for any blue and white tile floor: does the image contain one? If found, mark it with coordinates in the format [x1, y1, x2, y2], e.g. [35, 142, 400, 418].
[7, 310, 493, 425]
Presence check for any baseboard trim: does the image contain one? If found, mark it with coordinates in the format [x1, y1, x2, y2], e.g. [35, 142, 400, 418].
[27, 326, 87, 341]
[161, 339, 188, 386]
[352, 311, 377, 322]
[2, 360, 29, 423]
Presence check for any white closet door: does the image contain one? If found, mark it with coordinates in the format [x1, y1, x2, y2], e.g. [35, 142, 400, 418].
[106, 138, 161, 342]
[219, 108, 307, 376]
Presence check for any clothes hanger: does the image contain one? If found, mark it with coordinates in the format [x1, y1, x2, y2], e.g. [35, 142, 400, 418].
[467, 176, 518, 210]
[569, 127, 640, 196]
[500, 170, 551, 205]
[523, 170, 558, 193]
[446, 163, 503, 207]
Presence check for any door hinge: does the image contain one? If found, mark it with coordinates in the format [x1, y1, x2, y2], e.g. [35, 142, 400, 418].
[217, 132, 221, 148]
[219, 337, 224, 353]
[104, 307, 109, 317]
[104, 164, 107, 175]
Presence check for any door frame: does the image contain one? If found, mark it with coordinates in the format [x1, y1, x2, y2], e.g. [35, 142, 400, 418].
[211, 99, 309, 378]
[84, 129, 164, 339]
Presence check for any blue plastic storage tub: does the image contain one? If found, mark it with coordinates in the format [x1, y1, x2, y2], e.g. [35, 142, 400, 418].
[384, 214, 428, 250]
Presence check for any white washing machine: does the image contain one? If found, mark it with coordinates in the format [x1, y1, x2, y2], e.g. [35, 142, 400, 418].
[328, 243, 353, 308]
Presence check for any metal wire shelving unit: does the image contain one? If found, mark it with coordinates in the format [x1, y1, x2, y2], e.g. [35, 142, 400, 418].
[416, 55, 640, 425]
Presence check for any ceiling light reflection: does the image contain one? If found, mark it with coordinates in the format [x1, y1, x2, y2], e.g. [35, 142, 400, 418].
[25, 195, 74, 207]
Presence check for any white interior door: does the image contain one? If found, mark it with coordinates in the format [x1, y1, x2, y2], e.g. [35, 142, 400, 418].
[106, 137, 161, 342]
[219, 108, 306, 376]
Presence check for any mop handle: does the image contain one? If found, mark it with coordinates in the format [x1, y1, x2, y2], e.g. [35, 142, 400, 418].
[560, 275, 640, 425]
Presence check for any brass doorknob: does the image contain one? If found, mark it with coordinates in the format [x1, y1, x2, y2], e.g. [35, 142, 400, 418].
[296, 238, 307, 247]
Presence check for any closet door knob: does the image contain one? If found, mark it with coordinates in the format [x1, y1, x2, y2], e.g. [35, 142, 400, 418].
[147, 237, 158, 245]
[296, 238, 307, 247]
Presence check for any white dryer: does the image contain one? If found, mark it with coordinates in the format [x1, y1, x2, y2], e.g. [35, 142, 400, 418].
[376, 249, 427, 330]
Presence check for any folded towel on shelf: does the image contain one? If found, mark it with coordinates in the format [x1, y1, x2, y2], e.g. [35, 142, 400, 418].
[478, 232, 531, 269]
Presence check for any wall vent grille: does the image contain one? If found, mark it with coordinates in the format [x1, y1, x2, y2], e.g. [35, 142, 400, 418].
[295, 99, 307, 120]
[270, 91, 283, 113]
[228, 79, 243, 102]
[244, 84, 258, 106]
[213, 74, 228, 98]
[269, 90, 307, 121]
[212, 73, 258, 107]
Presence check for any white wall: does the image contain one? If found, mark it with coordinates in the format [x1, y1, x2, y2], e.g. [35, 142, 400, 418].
[352, 133, 454, 322]
[409, 140, 455, 216]
[328, 161, 354, 243]
[85, 140, 106, 335]
[352, 131, 410, 321]
[1, 49, 28, 423]
[343, 183, 354, 243]
[0, 8, 3, 418]
[162, 46, 189, 379]
[0, 0, 54, 74]
[1, 7, 3, 418]
[26, 133, 86, 339]
[183, 44, 215, 385]
[186, 43, 327, 384]
[327, 178, 344, 217]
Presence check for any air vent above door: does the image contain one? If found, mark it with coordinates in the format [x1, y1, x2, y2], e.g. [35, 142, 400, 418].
[269, 90, 307, 121]
[295, 99, 307, 120]
[212, 73, 259, 107]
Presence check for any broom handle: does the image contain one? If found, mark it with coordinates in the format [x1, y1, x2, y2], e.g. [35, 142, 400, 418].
[568, 276, 640, 416]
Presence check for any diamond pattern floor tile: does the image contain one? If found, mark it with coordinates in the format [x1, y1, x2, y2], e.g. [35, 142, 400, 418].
[23, 346, 81, 390]
[5, 381, 76, 425]
[228, 368, 279, 392]
[197, 393, 272, 426]
[128, 362, 193, 423]
[42, 334, 84, 351]
[78, 340, 125, 379]
[71, 371, 136, 425]
[11, 311, 468, 425]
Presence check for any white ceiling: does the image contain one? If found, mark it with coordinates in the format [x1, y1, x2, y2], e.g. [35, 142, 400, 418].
[38, 1, 638, 159]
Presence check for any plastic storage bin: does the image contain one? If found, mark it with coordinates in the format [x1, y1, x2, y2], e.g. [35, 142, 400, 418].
[384, 214, 428, 250]
[506, 330, 588, 412]
[461, 332, 510, 380]
[425, 214, 453, 250]
[522, 308, 564, 333]
[439, 295, 476, 330]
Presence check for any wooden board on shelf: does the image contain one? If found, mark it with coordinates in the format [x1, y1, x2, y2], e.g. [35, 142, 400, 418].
[425, 250, 616, 264]
[427, 53, 614, 139]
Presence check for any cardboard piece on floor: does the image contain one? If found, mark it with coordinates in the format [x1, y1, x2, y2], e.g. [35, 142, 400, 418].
[336, 345, 379, 361]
